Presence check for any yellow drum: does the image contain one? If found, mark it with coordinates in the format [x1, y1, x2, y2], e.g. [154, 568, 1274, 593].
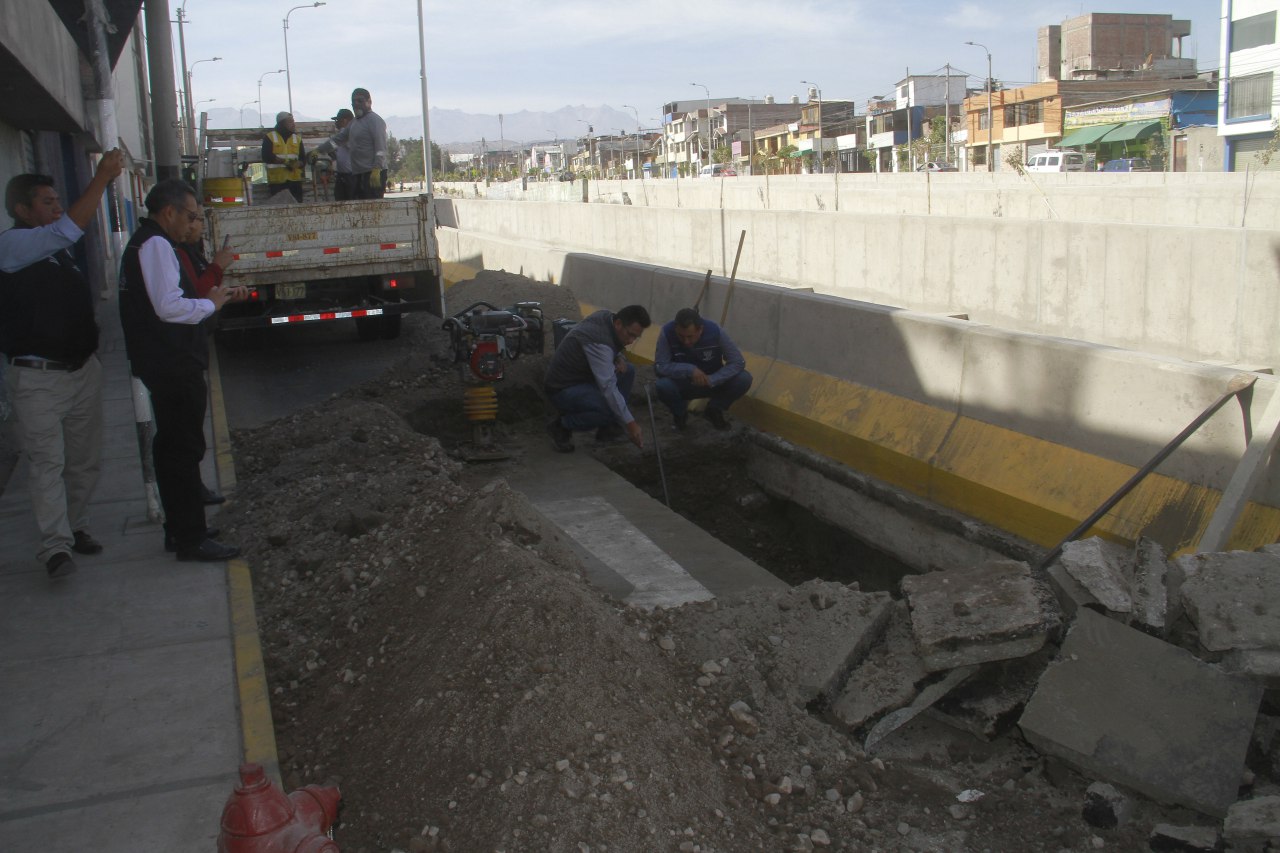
[204, 177, 246, 207]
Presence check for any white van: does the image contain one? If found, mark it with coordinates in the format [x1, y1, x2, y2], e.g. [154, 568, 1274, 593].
[1024, 151, 1086, 173]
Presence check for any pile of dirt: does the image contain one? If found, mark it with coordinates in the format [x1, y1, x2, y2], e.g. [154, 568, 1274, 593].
[219, 271, 1219, 852]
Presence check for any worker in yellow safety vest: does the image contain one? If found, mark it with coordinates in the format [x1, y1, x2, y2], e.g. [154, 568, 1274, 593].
[262, 111, 306, 202]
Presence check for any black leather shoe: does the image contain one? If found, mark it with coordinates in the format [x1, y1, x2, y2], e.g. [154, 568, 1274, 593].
[46, 552, 78, 579]
[705, 408, 730, 431]
[546, 417, 574, 453]
[72, 529, 103, 555]
[165, 528, 221, 553]
[176, 538, 240, 562]
[201, 483, 226, 505]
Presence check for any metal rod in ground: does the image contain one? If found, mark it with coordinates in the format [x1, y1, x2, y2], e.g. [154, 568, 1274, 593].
[644, 382, 671, 508]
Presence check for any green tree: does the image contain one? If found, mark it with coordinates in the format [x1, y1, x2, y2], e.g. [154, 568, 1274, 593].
[712, 145, 732, 164]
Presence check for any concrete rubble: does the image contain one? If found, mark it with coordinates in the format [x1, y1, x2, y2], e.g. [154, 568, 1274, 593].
[1147, 823, 1224, 852]
[1018, 608, 1262, 817]
[829, 600, 927, 732]
[900, 559, 1060, 672]
[1047, 535, 1182, 637]
[1224, 795, 1280, 852]
[1178, 550, 1280, 682]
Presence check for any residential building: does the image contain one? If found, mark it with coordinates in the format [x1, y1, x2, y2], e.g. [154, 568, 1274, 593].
[659, 97, 801, 177]
[1039, 12, 1195, 82]
[865, 74, 969, 172]
[1219, 0, 1280, 170]
[1060, 87, 1218, 170]
[962, 78, 1215, 171]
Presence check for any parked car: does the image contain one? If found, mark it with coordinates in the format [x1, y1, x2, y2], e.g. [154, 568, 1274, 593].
[1024, 151, 1087, 173]
[916, 162, 959, 172]
[1100, 158, 1151, 173]
[698, 164, 737, 178]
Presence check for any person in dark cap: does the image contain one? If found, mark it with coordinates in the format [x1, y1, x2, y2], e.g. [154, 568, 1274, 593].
[262, 111, 305, 202]
[330, 108, 355, 200]
[314, 88, 387, 199]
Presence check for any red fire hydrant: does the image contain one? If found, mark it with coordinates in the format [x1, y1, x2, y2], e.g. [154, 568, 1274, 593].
[217, 762, 341, 853]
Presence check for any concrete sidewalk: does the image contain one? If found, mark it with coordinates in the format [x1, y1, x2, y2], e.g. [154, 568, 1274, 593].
[0, 300, 259, 852]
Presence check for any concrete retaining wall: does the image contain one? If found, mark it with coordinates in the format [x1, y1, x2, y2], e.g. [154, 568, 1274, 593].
[436, 224, 1280, 556]
[438, 197, 1280, 369]
[438, 171, 1280, 230]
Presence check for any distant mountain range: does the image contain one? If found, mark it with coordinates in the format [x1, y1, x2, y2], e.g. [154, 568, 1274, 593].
[204, 104, 641, 151]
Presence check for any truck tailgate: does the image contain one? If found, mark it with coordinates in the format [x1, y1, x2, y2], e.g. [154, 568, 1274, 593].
[209, 197, 432, 287]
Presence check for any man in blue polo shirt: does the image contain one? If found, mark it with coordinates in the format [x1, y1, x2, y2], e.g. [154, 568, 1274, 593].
[653, 307, 752, 431]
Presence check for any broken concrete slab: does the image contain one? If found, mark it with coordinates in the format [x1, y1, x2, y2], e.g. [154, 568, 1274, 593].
[1178, 551, 1280, 654]
[765, 584, 894, 709]
[1132, 536, 1170, 634]
[1018, 608, 1263, 817]
[1147, 823, 1223, 852]
[1058, 537, 1133, 615]
[1045, 561, 1100, 620]
[863, 664, 978, 754]
[1224, 795, 1280, 852]
[829, 600, 928, 732]
[927, 647, 1054, 741]
[901, 560, 1059, 672]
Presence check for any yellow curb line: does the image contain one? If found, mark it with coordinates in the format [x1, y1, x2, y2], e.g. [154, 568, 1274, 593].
[209, 343, 280, 786]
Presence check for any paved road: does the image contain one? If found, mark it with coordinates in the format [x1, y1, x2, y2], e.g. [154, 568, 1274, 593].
[214, 315, 429, 429]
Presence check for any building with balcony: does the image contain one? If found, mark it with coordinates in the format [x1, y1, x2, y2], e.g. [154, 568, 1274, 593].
[864, 74, 970, 172]
[1219, 0, 1280, 171]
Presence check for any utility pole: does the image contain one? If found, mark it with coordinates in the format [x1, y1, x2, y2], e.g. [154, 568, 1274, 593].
[944, 64, 952, 165]
[146, 0, 181, 178]
[966, 41, 994, 172]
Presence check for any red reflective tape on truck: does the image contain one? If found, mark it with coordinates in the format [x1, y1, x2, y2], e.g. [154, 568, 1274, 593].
[379, 242, 412, 250]
[269, 308, 384, 325]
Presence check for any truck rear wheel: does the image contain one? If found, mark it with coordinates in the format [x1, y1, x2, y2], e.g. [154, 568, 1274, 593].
[379, 313, 402, 339]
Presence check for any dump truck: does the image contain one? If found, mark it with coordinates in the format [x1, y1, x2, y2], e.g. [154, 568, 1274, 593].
[196, 124, 442, 339]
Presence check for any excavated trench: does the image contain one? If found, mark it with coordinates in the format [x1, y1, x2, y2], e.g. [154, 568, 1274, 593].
[408, 376, 923, 594]
[602, 436, 917, 593]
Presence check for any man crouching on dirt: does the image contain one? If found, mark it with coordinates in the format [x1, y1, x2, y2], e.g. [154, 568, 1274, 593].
[543, 305, 650, 453]
[653, 307, 752, 431]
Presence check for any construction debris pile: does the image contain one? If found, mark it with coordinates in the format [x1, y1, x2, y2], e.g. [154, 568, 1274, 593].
[219, 272, 1280, 852]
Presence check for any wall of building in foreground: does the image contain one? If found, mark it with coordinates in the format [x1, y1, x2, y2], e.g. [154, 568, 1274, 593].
[435, 210, 1280, 556]
[435, 194, 1280, 371]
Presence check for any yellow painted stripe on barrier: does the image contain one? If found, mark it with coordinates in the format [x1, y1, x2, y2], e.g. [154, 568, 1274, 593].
[569, 300, 1280, 552]
[228, 558, 282, 786]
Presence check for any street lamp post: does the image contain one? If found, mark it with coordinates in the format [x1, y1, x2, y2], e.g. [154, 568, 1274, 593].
[965, 41, 994, 172]
[284, 2, 325, 115]
[576, 119, 594, 177]
[173, 1, 193, 156]
[691, 82, 710, 169]
[240, 100, 258, 127]
[622, 104, 641, 178]
[185, 57, 221, 156]
[801, 79, 822, 174]
[258, 68, 286, 127]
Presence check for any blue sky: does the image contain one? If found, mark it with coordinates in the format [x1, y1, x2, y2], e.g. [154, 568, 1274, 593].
[177, 0, 1223, 126]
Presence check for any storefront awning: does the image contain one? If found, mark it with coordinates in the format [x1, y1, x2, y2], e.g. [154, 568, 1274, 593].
[1097, 120, 1163, 143]
[1056, 123, 1121, 148]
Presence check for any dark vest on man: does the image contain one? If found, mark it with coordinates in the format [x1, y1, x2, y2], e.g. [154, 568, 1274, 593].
[544, 309, 622, 394]
[118, 217, 208, 377]
[0, 226, 98, 363]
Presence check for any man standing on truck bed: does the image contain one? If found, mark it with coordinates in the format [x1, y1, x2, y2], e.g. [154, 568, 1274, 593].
[314, 88, 387, 200]
[263, 111, 306, 202]
[330, 108, 355, 201]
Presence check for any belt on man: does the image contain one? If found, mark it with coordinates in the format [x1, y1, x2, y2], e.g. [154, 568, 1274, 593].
[8, 356, 88, 372]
